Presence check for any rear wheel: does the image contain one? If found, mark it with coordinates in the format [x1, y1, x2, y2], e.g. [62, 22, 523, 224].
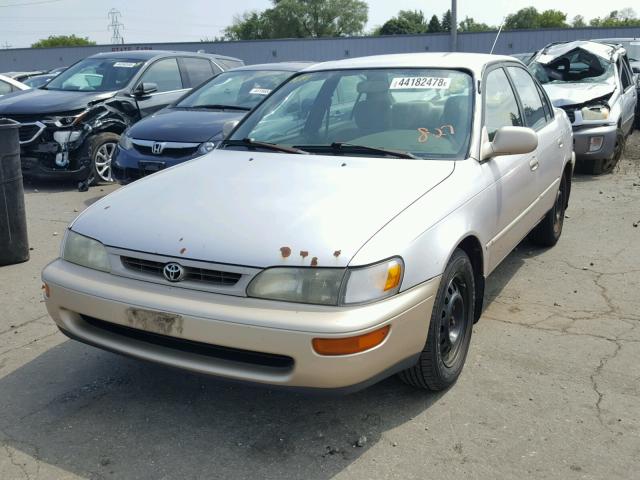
[529, 173, 567, 247]
[580, 128, 624, 175]
[399, 249, 475, 391]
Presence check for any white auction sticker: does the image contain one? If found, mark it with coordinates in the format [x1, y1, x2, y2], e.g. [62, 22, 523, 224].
[390, 77, 451, 89]
[249, 87, 272, 95]
[113, 62, 139, 68]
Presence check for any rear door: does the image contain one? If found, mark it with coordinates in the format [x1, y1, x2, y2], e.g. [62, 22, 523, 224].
[505, 65, 564, 217]
[134, 57, 190, 117]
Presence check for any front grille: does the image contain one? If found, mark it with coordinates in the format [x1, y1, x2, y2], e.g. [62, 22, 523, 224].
[133, 144, 199, 158]
[18, 122, 45, 143]
[80, 315, 294, 370]
[561, 108, 575, 123]
[121, 256, 242, 287]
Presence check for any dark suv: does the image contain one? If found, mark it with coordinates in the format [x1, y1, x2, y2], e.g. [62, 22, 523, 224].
[0, 50, 242, 184]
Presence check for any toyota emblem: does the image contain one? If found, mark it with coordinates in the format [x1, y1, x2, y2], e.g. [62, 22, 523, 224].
[163, 262, 185, 282]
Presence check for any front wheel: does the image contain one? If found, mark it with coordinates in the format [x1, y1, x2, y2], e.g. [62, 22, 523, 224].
[399, 249, 475, 391]
[88, 133, 119, 185]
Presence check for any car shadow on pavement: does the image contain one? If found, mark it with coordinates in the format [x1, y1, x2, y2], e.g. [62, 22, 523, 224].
[0, 340, 444, 479]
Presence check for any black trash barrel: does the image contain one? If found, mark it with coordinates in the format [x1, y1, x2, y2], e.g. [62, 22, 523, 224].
[0, 118, 29, 265]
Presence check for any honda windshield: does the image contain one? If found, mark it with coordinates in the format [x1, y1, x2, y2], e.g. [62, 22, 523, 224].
[45, 58, 144, 92]
[177, 70, 292, 110]
[226, 68, 473, 160]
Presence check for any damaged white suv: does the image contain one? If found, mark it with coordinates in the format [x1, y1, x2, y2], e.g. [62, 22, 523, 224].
[530, 40, 637, 174]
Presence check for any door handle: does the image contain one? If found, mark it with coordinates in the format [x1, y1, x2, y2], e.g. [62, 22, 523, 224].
[529, 157, 539, 171]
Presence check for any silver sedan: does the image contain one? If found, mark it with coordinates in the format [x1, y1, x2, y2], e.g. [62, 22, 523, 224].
[42, 53, 574, 392]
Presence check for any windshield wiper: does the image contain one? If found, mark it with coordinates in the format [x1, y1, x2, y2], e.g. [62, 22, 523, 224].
[324, 142, 419, 159]
[224, 138, 308, 154]
[186, 104, 251, 111]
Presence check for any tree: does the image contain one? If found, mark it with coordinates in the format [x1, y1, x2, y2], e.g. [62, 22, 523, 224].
[31, 34, 95, 48]
[590, 8, 640, 27]
[458, 16, 493, 32]
[538, 9, 568, 28]
[572, 15, 586, 28]
[225, 0, 368, 40]
[377, 9, 428, 35]
[427, 14, 441, 33]
[504, 7, 540, 29]
[441, 9, 452, 32]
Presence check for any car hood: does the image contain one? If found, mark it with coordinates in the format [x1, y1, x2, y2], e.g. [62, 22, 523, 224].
[543, 82, 615, 107]
[127, 108, 246, 143]
[0, 88, 116, 115]
[72, 150, 455, 268]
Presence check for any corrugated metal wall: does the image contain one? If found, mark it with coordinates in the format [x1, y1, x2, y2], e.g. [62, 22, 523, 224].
[2, 26, 639, 72]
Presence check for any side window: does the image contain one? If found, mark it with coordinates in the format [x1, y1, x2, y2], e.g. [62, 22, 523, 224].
[0, 80, 12, 95]
[619, 58, 632, 90]
[182, 58, 215, 87]
[536, 83, 554, 121]
[506, 66, 547, 130]
[484, 68, 523, 140]
[139, 58, 183, 93]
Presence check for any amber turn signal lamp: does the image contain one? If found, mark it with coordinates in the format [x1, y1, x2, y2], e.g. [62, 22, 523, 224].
[384, 262, 402, 291]
[42, 283, 50, 298]
[312, 325, 390, 356]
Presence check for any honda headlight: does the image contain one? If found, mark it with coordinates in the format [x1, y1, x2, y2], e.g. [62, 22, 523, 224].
[45, 110, 88, 127]
[118, 131, 133, 150]
[247, 257, 403, 306]
[62, 230, 110, 272]
[582, 105, 609, 121]
[197, 141, 217, 155]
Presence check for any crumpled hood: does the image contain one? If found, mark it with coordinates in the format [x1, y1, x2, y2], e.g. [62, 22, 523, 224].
[72, 150, 455, 268]
[543, 82, 615, 107]
[0, 88, 116, 115]
[127, 108, 246, 143]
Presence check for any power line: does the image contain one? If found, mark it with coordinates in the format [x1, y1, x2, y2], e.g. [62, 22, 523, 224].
[107, 8, 124, 44]
[0, 0, 65, 7]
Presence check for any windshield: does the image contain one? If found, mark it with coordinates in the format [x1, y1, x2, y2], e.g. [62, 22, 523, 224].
[227, 68, 473, 160]
[45, 58, 144, 92]
[530, 48, 615, 85]
[177, 70, 292, 109]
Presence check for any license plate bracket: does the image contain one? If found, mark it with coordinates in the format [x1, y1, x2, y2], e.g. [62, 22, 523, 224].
[126, 308, 183, 336]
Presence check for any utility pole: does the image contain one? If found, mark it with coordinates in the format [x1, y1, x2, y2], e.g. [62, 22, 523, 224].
[1, 41, 12, 49]
[108, 8, 124, 45]
[451, 0, 457, 52]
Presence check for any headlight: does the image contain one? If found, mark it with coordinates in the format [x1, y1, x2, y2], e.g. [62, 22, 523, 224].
[45, 110, 88, 127]
[197, 141, 217, 155]
[582, 105, 609, 121]
[118, 131, 133, 150]
[247, 267, 344, 305]
[62, 230, 110, 272]
[247, 257, 403, 306]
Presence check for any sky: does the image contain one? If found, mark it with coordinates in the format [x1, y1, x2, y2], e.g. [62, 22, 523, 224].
[0, 0, 638, 48]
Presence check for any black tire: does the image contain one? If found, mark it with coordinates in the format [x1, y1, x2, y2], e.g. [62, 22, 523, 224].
[87, 132, 119, 186]
[529, 173, 567, 247]
[579, 128, 624, 175]
[399, 249, 475, 391]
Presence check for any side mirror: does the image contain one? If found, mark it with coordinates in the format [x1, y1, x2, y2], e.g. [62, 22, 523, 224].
[222, 120, 239, 138]
[481, 126, 538, 161]
[134, 82, 158, 97]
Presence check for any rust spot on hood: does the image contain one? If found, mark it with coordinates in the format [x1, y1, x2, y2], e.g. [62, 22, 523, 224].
[280, 246, 292, 258]
[311, 257, 318, 267]
[333, 250, 341, 257]
[300, 250, 309, 259]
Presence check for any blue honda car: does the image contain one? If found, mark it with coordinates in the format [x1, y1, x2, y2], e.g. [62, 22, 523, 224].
[112, 62, 313, 184]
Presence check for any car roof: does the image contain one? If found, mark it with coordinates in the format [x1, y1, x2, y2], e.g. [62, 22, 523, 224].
[302, 52, 516, 74]
[0, 74, 28, 90]
[88, 50, 241, 62]
[230, 62, 315, 72]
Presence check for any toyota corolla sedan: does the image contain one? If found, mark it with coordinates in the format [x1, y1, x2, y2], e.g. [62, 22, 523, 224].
[42, 53, 574, 392]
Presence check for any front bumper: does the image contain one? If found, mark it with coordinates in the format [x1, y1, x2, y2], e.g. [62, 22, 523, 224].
[572, 124, 617, 161]
[42, 259, 439, 391]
